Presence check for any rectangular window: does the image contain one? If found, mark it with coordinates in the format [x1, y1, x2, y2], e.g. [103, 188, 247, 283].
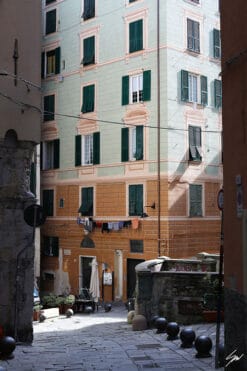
[82, 0, 95, 20]
[121, 126, 143, 162]
[41, 139, 60, 170]
[45, 9, 56, 35]
[129, 19, 143, 53]
[181, 70, 207, 105]
[129, 184, 143, 216]
[43, 189, 54, 217]
[130, 240, 144, 253]
[78, 187, 93, 216]
[81, 84, 95, 113]
[43, 236, 59, 257]
[189, 125, 202, 161]
[214, 79, 222, 109]
[82, 36, 95, 66]
[187, 19, 200, 53]
[46, 0, 56, 5]
[41, 47, 61, 78]
[213, 29, 221, 59]
[43, 94, 55, 122]
[75, 132, 100, 166]
[122, 70, 151, 105]
[189, 184, 202, 217]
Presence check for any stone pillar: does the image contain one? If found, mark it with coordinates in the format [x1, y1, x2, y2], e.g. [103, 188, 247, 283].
[0, 133, 36, 343]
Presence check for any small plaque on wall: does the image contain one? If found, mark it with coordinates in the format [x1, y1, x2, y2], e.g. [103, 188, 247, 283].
[64, 249, 71, 256]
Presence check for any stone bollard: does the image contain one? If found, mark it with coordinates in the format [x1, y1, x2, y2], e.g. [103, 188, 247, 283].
[132, 315, 147, 331]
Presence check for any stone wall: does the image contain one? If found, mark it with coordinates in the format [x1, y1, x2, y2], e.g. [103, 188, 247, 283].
[0, 135, 35, 343]
[136, 270, 220, 325]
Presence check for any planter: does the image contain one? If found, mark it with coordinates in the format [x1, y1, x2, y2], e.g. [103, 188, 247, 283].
[59, 304, 73, 315]
[33, 311, 40, 321]
[202, 310, 224, 323]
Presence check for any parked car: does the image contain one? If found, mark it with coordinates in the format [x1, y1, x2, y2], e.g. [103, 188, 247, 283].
[33, 287, 40, 305]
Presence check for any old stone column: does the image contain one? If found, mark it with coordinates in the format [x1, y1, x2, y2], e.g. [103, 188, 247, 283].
[0, 131, 36, 343]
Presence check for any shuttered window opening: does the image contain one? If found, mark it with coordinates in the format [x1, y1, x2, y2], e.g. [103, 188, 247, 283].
[129, 19, 143, 53]
[75, 133, 100, 166]
[187, 19, 200, 53]
[122, 70, 151, 105]
[82, 36, 95, 66]
[189, 184, 203, 217]
[214, 79, 222, 108]
[121, 126, 143, 162]
[46, 9, 56, 35]
[41, 47, 61, 78]
[188, 126, 202, 162]
[78, 187, 94, 216]
[213, 29, 221, 59]
[82, 0, 95, 20]
[181, 70, 207, 106]
[41, 139, 60, 170]
[43, 236, 59, 257]
[129, 184, 143, 216]
[43, 94, 55, 122]
[42, 189, 54, 217]
[81, 84, 95, 113]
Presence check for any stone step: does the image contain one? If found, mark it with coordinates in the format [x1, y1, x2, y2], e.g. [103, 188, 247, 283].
[41, 307, 60, 319]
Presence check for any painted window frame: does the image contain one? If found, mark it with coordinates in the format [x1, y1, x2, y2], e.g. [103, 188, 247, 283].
[79, 186, 94, 216]
[189, 184, 203, 217]
[187, 18, 200, 53]
[42, 189, 54, 217]
[181, 70, 207, 106]
[45, 8, 57, 35]
[122, 70, 151, 105]
[81, 0, 95, 21]
[41, 46, 61, 78]
[125, 9, 148, 56]
[121, 125, 144, 162]
[128, 184, 144, 216]
[43, 236, 59, 257]
[188, 125, 202, 162]
[75, 132, 100, 166]
[41, 139, 60, 170]
[43, 94, 55, 122]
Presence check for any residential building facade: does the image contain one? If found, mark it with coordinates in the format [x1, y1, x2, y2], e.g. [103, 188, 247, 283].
[0, 1, 41, 341]
[221, 0, 247, 367]
[41, 0, 222, 302]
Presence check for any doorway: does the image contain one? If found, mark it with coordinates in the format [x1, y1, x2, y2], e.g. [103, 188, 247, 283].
[127, 258, 145, 299]
[80, 256, 94, 291]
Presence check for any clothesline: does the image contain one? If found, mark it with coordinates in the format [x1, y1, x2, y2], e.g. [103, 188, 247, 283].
[77, 217, 139, 231]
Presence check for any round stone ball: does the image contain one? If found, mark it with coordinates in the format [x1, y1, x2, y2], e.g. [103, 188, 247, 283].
[132, 314, 147, 331]
[180, 328, 196, 348]
[0, 336, 16, 356]
[66, 308, 74, 318]
[150, 315, 159, 328]
[39, 314, 46, 322]
[104, 303, 112, 312]
[155, 317, 167, 333]
[84, 305, 94, 314]
[166, 322, 180, 340]
[195, 335, 212, 358]
[127, 310, 135, 324]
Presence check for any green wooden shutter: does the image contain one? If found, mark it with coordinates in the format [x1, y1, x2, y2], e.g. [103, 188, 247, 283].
[41, 52, 45, 79]
[75, 135, 82, 166]
[122, 76, 129, 105]
[53, 139, 60, 169]
[181, 70, 189, 101]
[121, 128, 129, 162]
[52, 237, 59, 257]
[136, 126, 143, 160]
[189, 184, 202, 217]
[213, 29, 221, 59]
[43, 189, 54, 216]
[93, 132, 100, 165]
[129, 19, 143, 53]
[214, 79, 222, 108]
[46, 9, 56, 35]
[200, 75, 208, 105]
[83, 0, 95, 20]
[55, 47, 61, 74]
[83, 36, 95, 65]
[143, 70, 151, 101]
[129, 185, 143, 216]
[44, 95, 55, 122]
[82, 85, 95, 113]
[79, 187, 93, 215]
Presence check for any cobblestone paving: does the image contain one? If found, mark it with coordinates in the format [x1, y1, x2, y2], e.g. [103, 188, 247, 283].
[0, 304, 224, 371]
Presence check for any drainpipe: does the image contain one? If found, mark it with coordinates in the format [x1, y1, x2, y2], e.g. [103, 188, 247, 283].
[157, 0, 161, 257]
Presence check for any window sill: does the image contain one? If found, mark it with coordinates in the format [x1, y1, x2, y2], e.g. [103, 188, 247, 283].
[186, 48, 201, 57]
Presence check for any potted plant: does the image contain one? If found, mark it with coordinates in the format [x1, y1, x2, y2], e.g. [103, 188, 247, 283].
[202, 275, 224, 322]
[42, 294, 59, 308]
[33, 304, 43, 321]
[58, 294, 75, 314]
